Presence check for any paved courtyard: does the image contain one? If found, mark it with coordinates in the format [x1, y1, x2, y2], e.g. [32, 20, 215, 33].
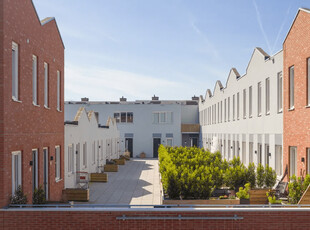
[88, 159, 161, 205]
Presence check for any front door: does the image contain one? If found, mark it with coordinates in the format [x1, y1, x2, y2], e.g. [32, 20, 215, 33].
[153, 138, 161, 158]
[191, 138, 198, 147]
[43, 148, 49, 200]
[125, 138, 133, 157]
[32, 149, 38, 192]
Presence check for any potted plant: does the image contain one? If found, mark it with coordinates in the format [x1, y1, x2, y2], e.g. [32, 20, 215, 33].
[33, 185, 46, 204]
[10, 185, 27, 204]
[236, 183, 250, 204]
[266, 189, 281, 205]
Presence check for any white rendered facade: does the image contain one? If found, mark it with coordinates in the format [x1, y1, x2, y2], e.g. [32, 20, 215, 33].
[65, 97, 199, 158]
[64, 107, 120, 188]
[199, 48, 283, 176]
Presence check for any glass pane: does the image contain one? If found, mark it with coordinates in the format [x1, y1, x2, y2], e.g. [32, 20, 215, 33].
[114, 113, 120, 123]
[160, 113, 166, 123]
[127, 112, 133, 123]
[121, 112, 126, 122]
[153, 113, 159, 124]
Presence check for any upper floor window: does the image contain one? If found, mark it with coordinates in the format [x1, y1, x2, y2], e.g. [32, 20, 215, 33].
[277, 72, 283, 112]
[153, 111, 173, 124]
[249, 86, 252, 117]
[217, 102, 220, 123]
[57, 71, 61, 111]
[114, 112, 134, 123]
[307, 59, 310, 106]
[12, 42, 19, 101]
[68, 145, 74, 173]
[44, 63, 49, 108]
[32, 55, 38, 105]
[233, 95, 235, 121]
[220, 101, 223, 123]
[266, 77, 270, 114]
[237, 92, 240, 120]
[258, 82, 262, 116]
[289, 66, 294, 109]
[243, 89, 246, 119]
[224, 99, 227, 122]
[55, 146, 61, 180]
[228, 97, 230, 122]
[83, 142, 87, 168]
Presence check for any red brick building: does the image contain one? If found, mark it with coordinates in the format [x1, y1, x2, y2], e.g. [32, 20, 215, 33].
[283, 8, 310, 180]
[0, 0, 64, 206]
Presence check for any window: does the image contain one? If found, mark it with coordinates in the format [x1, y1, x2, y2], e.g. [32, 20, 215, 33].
[166, 138, 173, 146]
[277, 72, 283, 112]
[249, 86, 252, 117]
[83, 142, 87, 168]
[32, 149, 38, 192]
[121, 112, 126, 122]
[233, 95, 235, 121]
[289, 66, 294, 109]
[57, 71, 61, 111]
[224, 99, 227, 122]
[32, 55, 38, 105]
[12, 151, 22, 194]
[308, 59, 310, 106]
[249, 142, 253, 163]
[55, 146, 60, 180]
[228, 97, 230, 121]
[92, 141, 95, 164]
[275, 145, 282, 175]
[114, 113, 120, 123]
[265, 144, 270, 166]
[220, 101, 223, 123]
[258, 82, 262, 116]
[243, 89, 246, 119]
[127, 112, 133, 123]
[237, 93, 240, 120]
[266, 78, 270, 114]
[289, 146, 297, 177]
[68, 145, 74, 173]
[153, 112, 173, 124]
[307, 148, 310, 175]
[218, 102, 220, 123]
[12, 42, 19, 100]
[44, 62, 49, 107]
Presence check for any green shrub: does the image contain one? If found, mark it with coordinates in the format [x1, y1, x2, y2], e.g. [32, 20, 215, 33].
[266, 189, 281, 204]
[265, 165, 277, 188]
[256, 163, 265, 188]
[288, 175, 310, 204]
[246, 163, 256, 189]
[32, 185, 46, 204]
[10, 186, 27, 204]
[236, 183, 250, 199]
[223, 157, 247, 191]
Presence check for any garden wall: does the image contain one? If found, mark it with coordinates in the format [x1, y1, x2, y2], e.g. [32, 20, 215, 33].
[1, 208, 310, 229]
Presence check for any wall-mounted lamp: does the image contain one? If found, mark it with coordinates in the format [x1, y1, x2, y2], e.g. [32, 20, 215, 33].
[50, 156, 54, 161]
[108, 144, 110, 146]
[99, 146, 101, 148]
[230, 146, 233, 149]
[268, 152, 271, 157]
[29, 161, 33, 166]
[238, 147, 240, 150]
[302, 157, 305, 163]
[75, 151, 78, 155]
[254, 151, 257, 154]
[221, 145, 223, 147]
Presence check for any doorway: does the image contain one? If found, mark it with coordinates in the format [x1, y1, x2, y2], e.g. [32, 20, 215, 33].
[32, 149, 38, 192]
[43, 148, 49, 200]
[125, 138, 133, 157]
[153, 138, 161, 158]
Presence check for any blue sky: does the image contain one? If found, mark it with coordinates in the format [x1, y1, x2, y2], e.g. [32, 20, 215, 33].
[33, 0, 310, 101]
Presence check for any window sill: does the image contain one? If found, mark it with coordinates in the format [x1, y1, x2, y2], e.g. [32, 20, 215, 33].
[288, 107, 295, 111]
[33, 102, 40, 107]
[249, 116, 253, 119]
[277, 109, 283, 114]
[306, 105, 310, 108]
[258, 114, 262, 117]
[44, 105, 50, 109]
[57, 109, 62, 112]
[55, 178, 62, 183]
[266, 112, 270, 116]
[12, 97, 22, 103]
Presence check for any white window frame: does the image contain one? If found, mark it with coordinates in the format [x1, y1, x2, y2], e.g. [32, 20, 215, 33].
[44, 62, 49, 108]
[32, 149, 38, 191]
[275, 145, 283, 176]
[57, 70, 61, 111]
[308, 59, 310, 106]
[266, 77, 270, 114]
[12, 42, 19, 101]
[289, 66, 294, 109]
[258, 82, 262, 116]
[237, 93, 240, 120]
[152, 111, 173, 124]
[224, 99, 227, 122]
[228, 97, 230, 122]
[55, 146, 61, 180]
[277, 72, 283, 112]
[243, 89, 246, 119]
[289, 146, 297, 177]
[68, 145, 74, 173]
[233, 95, 235, 121]
[32, 55, 38, 105]
[83, 142, 87, 168]
[12, 151, 22, 195]
[307, 148, 310, 175]
[166, 138, 173, 147]
[92, 141, 96, 164]
[249, 86, 252, 117]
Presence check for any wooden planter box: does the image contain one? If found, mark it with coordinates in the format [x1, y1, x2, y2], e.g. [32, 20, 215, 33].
[104, 164, 118, 172]
[163, 199, 240, 205]
[62, 189, 89, 202]
[249, 189, 269, 204]
[90, 173, 108, 182]
[114, 158, 126, 165]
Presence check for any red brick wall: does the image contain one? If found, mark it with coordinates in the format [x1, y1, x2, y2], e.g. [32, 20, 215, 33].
[0, 210, 310, 229]
[0, 0, 64, 206]
[283, 10, 310, 180]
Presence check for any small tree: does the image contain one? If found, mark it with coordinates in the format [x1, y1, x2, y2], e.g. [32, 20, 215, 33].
[236, 183, 250, 199]
[10, 186, 27, 204]
[264, 165, 277, 188]
[256, 163, 265, 188]
[288, 175, 303, 204]
[33, 185, 46, 204]
[246, 163, 256, 189]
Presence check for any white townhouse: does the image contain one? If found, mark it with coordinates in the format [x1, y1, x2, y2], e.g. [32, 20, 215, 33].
[199, 48, 283, 176]
[64, 107, 120, 188]
[65, 96, 200, 158]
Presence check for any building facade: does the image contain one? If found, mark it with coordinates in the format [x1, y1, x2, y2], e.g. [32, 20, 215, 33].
[65, 107, 120, 188]
[283, 8, 310, 180]
[199, 48, 283, 176]
[65, 96, 199, 158]
[0, 0, 64, 206]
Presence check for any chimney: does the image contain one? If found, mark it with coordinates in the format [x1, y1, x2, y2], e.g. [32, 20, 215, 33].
[192, 95, 199, 101]
[81, 97, 89, 102]
[152, 95, 159, 101]
[120, 96, 127, 102]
